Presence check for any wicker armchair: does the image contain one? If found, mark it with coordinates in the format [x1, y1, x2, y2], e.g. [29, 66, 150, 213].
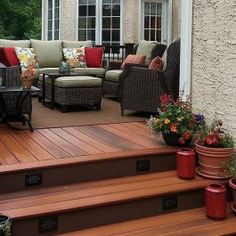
[103, 43, 167, 98]
[119, 39, 180, 115]
[0, 66, 32, 120]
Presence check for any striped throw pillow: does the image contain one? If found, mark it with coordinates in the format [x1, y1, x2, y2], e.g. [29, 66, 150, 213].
[121, 54, 146, 69]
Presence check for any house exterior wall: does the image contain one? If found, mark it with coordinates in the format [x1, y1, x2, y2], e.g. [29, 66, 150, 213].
[191, 0, 236, 138]
[42, 0, 181, 44]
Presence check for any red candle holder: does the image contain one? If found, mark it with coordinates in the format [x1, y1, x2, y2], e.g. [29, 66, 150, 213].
[177, 148, 195, 179]
[205, 184, 226, 220]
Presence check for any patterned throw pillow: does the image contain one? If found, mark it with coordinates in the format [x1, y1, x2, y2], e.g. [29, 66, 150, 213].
[149, 56, 164, 71]
[121, 54, 146, 69]
[15, 47, 39, 69]
[62, 47, 86, 68]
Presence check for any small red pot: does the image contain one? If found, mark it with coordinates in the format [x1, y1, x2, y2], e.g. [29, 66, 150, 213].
[205, 184, 226, 220]
[177, 148, 196, 179]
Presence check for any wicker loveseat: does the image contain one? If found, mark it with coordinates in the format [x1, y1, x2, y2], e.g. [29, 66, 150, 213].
[119, 39, 180, 115]
[103, 40, 167, 98]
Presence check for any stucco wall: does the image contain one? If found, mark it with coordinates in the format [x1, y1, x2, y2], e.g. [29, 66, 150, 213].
[191, 0, 236, 138]
[123, 0, 140, 43]
[60, 0, 77, 40]
[172, 0, 181, 40]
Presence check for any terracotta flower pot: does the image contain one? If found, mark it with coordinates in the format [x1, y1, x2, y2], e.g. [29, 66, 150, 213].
[195, 141, 233, 179]
[229, 178, 236, 215]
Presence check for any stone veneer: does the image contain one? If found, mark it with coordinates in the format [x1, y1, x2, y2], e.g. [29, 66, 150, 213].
[191, 0, 236, 138]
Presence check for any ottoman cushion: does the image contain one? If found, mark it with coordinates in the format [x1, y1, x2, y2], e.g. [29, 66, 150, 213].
[54, 76, 102, 88]
[105, 70, 123, 82]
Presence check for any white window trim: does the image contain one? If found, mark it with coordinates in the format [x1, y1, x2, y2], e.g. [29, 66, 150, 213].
[138, 0, 172, 44]
[45, 0, 61, 41]
[179, 0, 193, 99]
[76, 0, 123, 45]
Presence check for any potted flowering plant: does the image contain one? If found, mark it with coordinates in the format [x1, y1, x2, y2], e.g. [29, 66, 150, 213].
[147, 94, 205, 146]
[21, 62, 37, 89]
[195, 120, 234, 179]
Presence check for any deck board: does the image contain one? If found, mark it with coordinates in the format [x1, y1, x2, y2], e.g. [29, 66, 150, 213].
[0, 122, 169, 166]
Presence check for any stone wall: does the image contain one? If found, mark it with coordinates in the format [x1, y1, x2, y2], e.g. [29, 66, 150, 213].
[191, 0, 236, 138]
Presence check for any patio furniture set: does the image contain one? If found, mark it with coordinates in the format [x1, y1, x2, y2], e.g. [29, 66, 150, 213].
[0, 38, 180, 129]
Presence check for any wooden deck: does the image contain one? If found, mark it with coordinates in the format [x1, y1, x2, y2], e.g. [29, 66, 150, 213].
[0, 121, 171, 166]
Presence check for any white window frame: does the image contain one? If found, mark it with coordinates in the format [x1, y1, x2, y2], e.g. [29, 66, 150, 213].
[76, 0, 123, 45]
[139, 0, 172, 45]
[45, 0, 61, 41]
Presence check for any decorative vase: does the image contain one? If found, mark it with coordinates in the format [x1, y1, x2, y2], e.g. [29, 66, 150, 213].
[229, 178, 236, 215]
[0, 215, 11, 236]
[22, 78, 34, 89]
[205, 184, 226, 220]
[177, 148, 196, 179]
[59, 61, 71, 74]
[195, 141, 233, 179]
[162, 132, 191, 147]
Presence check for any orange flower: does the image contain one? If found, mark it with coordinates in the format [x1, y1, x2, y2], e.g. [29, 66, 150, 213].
[170, 124, 177, 133]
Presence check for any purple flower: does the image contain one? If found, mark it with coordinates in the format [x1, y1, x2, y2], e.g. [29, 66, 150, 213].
[194, 114, 204, 123]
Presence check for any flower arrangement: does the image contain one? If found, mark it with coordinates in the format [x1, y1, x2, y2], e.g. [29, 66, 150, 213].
[198, 119, 234, 148]
[147, 94, 205, 145]
[21, 63, 37, 81]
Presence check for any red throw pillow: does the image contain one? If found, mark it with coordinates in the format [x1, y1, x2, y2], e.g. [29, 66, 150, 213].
[121, 54, 146, 69]
[85, 47, 104, 68]
[149, 56, 164, 71]
[0, 47, 19, 66]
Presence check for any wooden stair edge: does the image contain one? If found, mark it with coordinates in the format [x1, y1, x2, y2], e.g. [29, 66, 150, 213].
[0, 147, 177, 174]
[57, 204, 236, 236]
[1, 171, 222, 220]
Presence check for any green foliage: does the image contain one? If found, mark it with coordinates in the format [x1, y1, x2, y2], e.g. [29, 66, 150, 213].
[0, 0, 41, 39]
[224, 155, 236, 178]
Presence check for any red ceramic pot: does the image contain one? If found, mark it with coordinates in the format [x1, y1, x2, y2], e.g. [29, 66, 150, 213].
[177, 148, 195, 179]
[205, 184, 226, 220]
[229, 178, 236, 214]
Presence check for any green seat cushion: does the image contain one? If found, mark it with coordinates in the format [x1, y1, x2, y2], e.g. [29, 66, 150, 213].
[136, 40, 159, 64]
[54, 76, 102, 88]
[0, 39, 30, 48]
[62, 40, 93, 48]
[105, 70, 123, 82]
[73, 67, 105, 78]
[30, 39, 62, 68]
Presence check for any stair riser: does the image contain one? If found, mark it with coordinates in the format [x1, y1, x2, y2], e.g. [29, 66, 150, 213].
[0, 154, 175, 194]
[12, 189, 204, 236]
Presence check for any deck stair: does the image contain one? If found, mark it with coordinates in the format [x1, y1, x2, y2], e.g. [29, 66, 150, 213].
[0, 123, 235, 235]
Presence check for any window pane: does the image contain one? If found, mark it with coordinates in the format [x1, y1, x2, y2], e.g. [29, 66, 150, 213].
[55, 20, 59, 30]
[48, 10, 52, 19]
[103, 17, 111, 28]
[157, 17, 161, 28]
[102, 30, 110, 42]
[79, 17, 86, 28]
[103, 0, 111, 4]
[103, 5, 111, 16]
[112, 4, 120, 16]
[87, 30, 95, 41]
[88, 5, 95, 16]
[151, 16, 155, 28]
[79, 0, 87, 4]
[79, 6, 87, 16]
[78, 30, 86, 40]
[151, 30, 155, 41]
[112, 17, 120, 28]
[144, 30, 149, 41]
[112, 30, 120, 41]
[87, 17, 95, 28]
[54, 30, 59, 40]
[55, 8, 59, 18]
[48, 31, 52, 40]
[144, 3, 150, 15]
[112, 0, 120, 3]
[156, 30, 161, 42]
[151, 3, 156, 15]
[144, 16, 149, 28]
[48, 20, 52, 30]
[48, 0, 52, 9]
[157, 4, 162, 15]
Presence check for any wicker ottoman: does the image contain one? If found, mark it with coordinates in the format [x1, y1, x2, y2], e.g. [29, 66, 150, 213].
[38, 76, 102, 112]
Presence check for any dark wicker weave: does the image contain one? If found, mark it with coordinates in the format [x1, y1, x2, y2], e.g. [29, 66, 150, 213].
[119, 39, 180, 115]
[0, 66, 32, 119]
[103, 43, 167, 98]
[38, 80, 102, 112]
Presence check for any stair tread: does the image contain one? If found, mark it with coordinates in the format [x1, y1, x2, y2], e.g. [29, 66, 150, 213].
[1, 170, 221, 220]
[58, 205, 236, 236]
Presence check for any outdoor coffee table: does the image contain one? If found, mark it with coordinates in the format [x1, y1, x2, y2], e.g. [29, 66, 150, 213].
[0, 86, 40, 132]
[42, 71, 96, 109]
